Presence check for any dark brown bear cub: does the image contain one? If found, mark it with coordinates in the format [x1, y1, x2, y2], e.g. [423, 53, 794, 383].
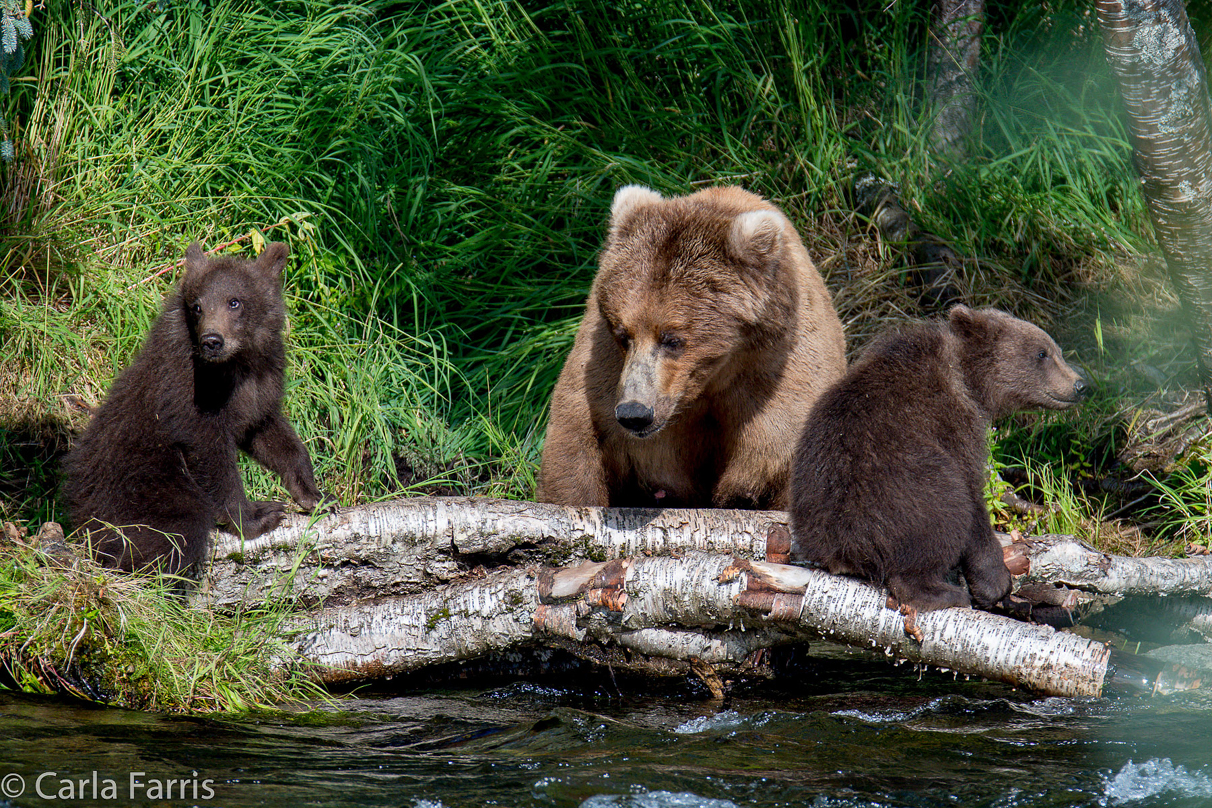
[790, 305, 1086, 616]
[64, 242, 325, 573]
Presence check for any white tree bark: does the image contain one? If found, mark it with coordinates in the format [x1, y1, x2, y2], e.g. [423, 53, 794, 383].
[1098, 0, 1212, 411]
[193, 498, 779, 610]
[298, 551, 1112, 697]
[194, 500, 1212, 612]
[1008, 533, 1212, 596]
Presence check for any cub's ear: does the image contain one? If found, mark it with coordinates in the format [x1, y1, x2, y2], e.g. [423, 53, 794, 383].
[184, 242, 207, 275]
[255, 241, 290, 279]
[609, 185, 662, 234]
[948, 304, 994, 340]
[728, 210, 783, 261]
[948, 304, 974, 325]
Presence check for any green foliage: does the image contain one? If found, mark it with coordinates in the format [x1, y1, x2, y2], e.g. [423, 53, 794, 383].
[0, 0, 32, 160]
[0, 0, 1166, 531]
[1147, 446, 1212, 548]
[0, 530, 326, 712]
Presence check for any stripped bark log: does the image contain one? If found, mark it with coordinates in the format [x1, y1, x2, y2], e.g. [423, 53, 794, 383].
[299, 551, 1112, 697]
[1097, 0, 1212, 413]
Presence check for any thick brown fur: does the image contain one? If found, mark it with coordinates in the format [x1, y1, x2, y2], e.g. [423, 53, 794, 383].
[538, 185, 846, 509]
[789, 306, 1087, 612]
[63, 242, 325, 573]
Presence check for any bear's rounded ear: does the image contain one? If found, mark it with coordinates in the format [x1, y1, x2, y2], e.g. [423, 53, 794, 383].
[728, 210, 782, 261]
[948, 304, 973, 324]
[255, 242, 290, 279]
[948, 304, 987, 339]
[609, 185, 662, 231]
[184, 242, 207, 273]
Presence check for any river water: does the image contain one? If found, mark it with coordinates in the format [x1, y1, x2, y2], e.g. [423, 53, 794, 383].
[2, 645, 1211, 808]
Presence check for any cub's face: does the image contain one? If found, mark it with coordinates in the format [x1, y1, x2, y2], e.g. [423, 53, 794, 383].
[950, 305, 1088, 419]
[183, 269, 260, 363]
[179, 242, 289, 364]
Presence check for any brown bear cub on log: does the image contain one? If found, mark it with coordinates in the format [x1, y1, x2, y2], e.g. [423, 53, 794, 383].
[538, 185, 846, 509]
[63, 242, 326, 573]
[790, 305, 1086, 619]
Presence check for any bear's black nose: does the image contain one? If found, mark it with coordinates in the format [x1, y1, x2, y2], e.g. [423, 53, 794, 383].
[200, 333, 225, 353]
[1074, 377, 1091, 400]
[616, 401, 655, 433]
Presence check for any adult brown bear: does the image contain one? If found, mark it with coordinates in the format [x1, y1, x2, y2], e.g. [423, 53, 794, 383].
[538, 185, 846, 509]
[790, 305, 1087, 614]
[63, 242, 326, 573]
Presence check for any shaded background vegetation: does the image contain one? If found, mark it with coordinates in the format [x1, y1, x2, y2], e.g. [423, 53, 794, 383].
[2, 0, 1210, 552]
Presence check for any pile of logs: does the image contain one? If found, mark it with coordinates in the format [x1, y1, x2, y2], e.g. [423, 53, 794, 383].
[191, 498, 1212, 698]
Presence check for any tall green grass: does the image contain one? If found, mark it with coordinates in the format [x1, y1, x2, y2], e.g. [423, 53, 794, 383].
[1, 0, 1158, 526]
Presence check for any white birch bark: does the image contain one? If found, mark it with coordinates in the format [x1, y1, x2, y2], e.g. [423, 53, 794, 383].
[194, 500, 1212, 613]
[1013, 533, 1212, 596]
[193, 498, 779, 610]
[1098, 0, 1212, 411]
[297, 551, 1112, 697]
[297, 567, 541, 682]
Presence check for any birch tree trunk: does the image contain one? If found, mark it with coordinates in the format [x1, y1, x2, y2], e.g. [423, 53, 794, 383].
[193, 498, 780, 610]
[927, 0, 985, 160]
[1007, 533, 1212, 595]
[193, 501, 1212, 612]
[1098, 0, 1212, 412]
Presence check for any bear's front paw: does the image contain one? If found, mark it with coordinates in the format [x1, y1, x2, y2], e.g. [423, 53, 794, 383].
[247, 501, 287, 537]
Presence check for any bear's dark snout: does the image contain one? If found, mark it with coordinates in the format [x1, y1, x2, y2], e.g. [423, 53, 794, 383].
[199, 332, 225, 358]
[1074, 376, 1091, 400]
[616, 401, 655, 433]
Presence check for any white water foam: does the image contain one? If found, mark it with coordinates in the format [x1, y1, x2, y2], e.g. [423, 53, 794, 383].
[1103, 758, 1212, 805]
[672, 710, 747, 734]
[581, 790, 740, 808]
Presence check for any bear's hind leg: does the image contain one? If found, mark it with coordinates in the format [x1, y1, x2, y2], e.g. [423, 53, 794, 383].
[962, 527, 1013, 610]
[886, 573, 972, 612]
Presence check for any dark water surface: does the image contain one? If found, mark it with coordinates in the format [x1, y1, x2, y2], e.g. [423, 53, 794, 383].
[2, 647, 1212, 808]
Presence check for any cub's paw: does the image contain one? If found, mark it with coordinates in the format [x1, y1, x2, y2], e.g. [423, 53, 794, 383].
[247, 501, 287, 537]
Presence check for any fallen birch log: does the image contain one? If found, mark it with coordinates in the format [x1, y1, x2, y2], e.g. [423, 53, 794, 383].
[192, 499, 1212, 698]
[195, 499, 1212, 613]
[194, 498, 780, 610]
[299, 551, 1112, 698]
[1004, 533, 1212, 596]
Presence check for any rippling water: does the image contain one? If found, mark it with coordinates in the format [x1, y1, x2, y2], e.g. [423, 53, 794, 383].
[2, 646, 1212, 807]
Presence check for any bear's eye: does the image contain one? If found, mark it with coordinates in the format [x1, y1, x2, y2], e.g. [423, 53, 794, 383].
[1036, 349, 1048, 361]
[229, 298, 242, 310]
[659, 333, 683, 353]
[191, 303, 202, 315]
[613, 327, 631, 350]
